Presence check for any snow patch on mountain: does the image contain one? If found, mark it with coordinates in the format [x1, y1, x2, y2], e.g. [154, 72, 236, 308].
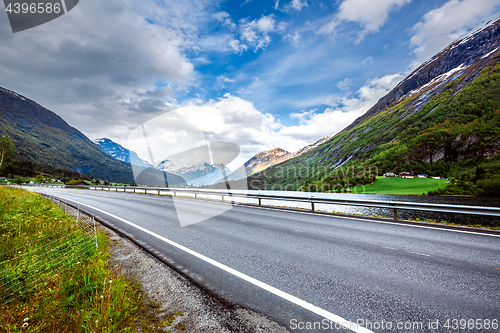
[156, 160, 231, 186]
[482, 47, 499, 59]
[409, 64, 468, 96]
[222, 136, 332, 182]
[457, 11, 500, 45]
[94, 138, 153, 168]
[0, 87, 26, 100]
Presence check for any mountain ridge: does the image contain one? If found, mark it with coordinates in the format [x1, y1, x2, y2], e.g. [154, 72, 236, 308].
[222, 136, 332, 182]
[94, 138, 153, 169]
[349, 12, 500, 131]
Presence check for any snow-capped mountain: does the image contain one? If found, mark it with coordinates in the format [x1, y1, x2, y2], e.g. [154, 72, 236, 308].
[94, 138, 153, 168]
[349, 12, 500, 129]
[156, 160, 231, 186]
[224, 136, 332, 182]
[290, 136, 332, 159]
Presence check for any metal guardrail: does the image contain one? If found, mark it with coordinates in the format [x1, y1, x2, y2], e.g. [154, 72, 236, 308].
[23, 184, 500, 220]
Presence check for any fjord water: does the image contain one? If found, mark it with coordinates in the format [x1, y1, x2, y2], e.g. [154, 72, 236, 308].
[220, 190, 500, 227]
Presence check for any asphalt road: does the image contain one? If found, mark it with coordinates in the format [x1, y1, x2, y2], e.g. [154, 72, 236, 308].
[27, 187, 500, 333]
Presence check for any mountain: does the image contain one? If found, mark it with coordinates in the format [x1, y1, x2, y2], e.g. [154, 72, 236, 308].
[223, 136, 331, 182]
[0, 87, 185, 186]
[231, 13, 500, 191]
[94, 138, 153, 168]
[156, 160, 231, 186]
[224, 148, 292, 182]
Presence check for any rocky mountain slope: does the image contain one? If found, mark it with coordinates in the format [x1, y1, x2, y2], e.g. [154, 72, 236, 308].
[95, 137, 232, 186]
[156, 160, 231, 186]
[0, 87, 184, 185]
[223, 136, 331, 182]
[94, 138, 153, 168]
[236, 13, 500, 191]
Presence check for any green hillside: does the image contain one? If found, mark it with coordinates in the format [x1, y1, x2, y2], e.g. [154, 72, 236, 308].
[0, 87, 185, 185]
[238, 57, 500, 196]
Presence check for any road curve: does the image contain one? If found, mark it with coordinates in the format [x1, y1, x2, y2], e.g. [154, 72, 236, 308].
[27, 187, 500, 333]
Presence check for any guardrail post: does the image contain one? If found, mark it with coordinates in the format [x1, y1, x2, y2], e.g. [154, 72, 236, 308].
[258, 198, 262, 206]
[311, 202, 315, 211]
[394, 208, 398, 220]
[195, 193, 197, 199]
[133, 188, 135, 193]
[222, 195, 224, 201]
[174, 191, 176, 197]
[115, 187, 117, 192]
[158, 189, 160, 195]
[93, 216, 98, 249]
[144, 188, 147, 194]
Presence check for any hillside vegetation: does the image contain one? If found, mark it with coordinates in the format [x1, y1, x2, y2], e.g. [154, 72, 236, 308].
[240, 58, 500, 196]
[0, 187, 167, 332]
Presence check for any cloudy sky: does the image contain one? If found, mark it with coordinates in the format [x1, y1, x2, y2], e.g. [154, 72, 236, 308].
[1, 0, 500, 168]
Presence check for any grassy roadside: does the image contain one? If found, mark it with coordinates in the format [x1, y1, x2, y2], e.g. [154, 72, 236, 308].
[0, 186, 170, 332]
[347, 176, 448, 195]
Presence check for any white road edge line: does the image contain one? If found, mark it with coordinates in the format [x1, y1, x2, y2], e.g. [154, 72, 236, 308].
[62, 196, 374, 333]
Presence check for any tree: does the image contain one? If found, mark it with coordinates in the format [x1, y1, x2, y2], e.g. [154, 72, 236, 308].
[0, 136, 15, 170]
[35, 174, 44, 184]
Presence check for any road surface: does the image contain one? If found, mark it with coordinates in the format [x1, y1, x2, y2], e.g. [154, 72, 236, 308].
[27, 187, 500, 333]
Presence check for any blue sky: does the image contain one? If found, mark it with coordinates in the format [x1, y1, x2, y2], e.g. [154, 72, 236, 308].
[1, 0, 500, 167]
[174, 0, 499, 122]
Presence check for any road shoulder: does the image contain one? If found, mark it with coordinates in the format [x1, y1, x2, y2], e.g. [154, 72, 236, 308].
[102, 223, 290, 333]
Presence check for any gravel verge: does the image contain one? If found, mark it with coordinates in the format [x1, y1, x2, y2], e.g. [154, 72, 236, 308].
[101, 224, 290, 333]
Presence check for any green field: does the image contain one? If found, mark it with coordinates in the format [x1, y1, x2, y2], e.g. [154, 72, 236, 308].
[348, 176, 448, 195]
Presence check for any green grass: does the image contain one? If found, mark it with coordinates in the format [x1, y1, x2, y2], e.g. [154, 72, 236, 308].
[0, 186, 171, 332]
[347, 176, 448, 195]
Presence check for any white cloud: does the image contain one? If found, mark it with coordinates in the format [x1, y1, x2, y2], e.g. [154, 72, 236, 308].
[290, 109, 317, 123]
[409, 0, 500, 68]
[284, 0, 308, 12]
[280, 73, 404, 140]
[214, 11, 237, 30]
[275, 0, 308, 12]
[239, 15, 277, 51]
[213, 13, 282, 52]
[362, 56, 373, 66]
[228, 38, 248, 53]
[319, 0, 411, 42]
[284, 31, 301, 47]
[125, 94, 308, 170]
[257, 16, 276, 32]
[0, 0, 199, 140]
[337, 78, 354, 92]
[217, 75, 235, 82]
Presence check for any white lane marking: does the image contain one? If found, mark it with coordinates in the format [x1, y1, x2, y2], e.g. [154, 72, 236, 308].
[57, 196, 373, 333]
[407, 251, 431, 257]
[382, 246, 431, 257]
